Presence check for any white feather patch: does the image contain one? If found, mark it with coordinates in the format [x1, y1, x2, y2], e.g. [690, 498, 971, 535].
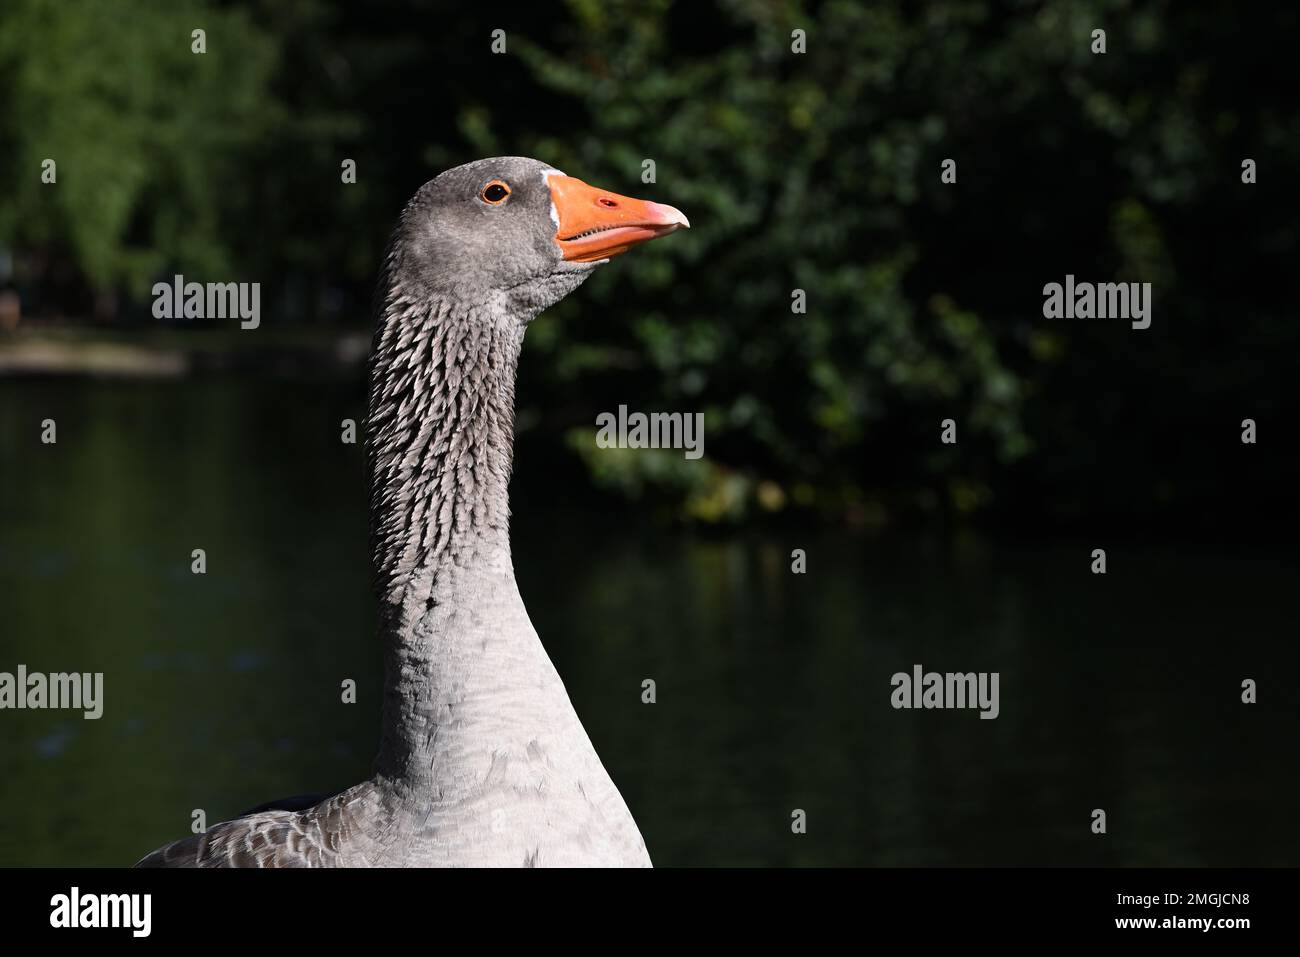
[540, 167, 565, 229]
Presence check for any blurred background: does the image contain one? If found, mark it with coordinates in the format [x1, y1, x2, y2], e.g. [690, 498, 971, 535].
[0, 0, 1296, 866]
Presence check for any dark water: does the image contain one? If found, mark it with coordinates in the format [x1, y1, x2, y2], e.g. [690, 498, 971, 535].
[0, 378, 1296, 866]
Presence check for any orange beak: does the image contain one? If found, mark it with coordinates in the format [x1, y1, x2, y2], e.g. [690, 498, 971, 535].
[548, 174, 690, 263]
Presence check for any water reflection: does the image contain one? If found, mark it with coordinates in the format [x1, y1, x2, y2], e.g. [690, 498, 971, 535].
[0, 378, 1295, 866]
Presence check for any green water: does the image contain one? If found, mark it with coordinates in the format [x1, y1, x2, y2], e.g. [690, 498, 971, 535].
[0, 378, 1295, 866]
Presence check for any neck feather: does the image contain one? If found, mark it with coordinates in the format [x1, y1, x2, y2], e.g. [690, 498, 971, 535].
[366, 285, 533, 788]
[366, 291, 523, 612]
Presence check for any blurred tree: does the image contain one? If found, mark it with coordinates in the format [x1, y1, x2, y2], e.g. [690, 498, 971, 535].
[498, 0, 1031, 521]
[1, 0, 1295, 532]
[0, 0, 280, 315]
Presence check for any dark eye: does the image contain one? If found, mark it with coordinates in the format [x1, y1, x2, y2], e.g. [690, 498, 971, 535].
[480, 180, 510, 205]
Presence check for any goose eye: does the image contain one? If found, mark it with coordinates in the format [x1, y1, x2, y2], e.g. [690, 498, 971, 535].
[480, 180, 510, 205]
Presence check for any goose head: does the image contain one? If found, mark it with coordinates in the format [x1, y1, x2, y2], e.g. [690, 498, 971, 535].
[387, 156, 689, 320]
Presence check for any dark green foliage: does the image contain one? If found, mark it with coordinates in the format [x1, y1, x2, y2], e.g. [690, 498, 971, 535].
[1, 0, 1295, 530]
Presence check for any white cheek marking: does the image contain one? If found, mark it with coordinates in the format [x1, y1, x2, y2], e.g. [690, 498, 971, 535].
[540, 167, 565, 230]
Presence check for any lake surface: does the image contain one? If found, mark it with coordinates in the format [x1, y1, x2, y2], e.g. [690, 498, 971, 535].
[0, 377, 1296, 866]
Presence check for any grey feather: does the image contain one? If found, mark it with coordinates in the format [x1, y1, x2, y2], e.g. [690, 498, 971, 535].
[137, 158, 655, 868]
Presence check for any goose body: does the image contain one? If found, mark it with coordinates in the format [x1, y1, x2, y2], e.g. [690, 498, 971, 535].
[137, 157, 688, 867]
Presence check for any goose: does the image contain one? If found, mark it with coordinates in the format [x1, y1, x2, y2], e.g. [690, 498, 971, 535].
[137, 157, 688, 867]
